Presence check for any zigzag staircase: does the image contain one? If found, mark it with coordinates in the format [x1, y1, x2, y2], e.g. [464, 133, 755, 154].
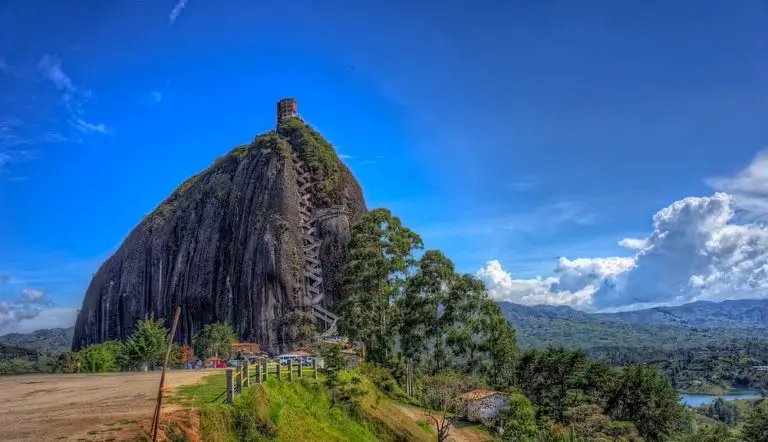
[292, 153, 339, 337]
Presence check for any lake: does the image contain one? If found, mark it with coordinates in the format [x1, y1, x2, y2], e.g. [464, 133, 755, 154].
[678, 390, 763, 407]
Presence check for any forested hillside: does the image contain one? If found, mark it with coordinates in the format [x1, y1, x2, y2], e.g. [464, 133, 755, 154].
[499, 301, 768, 350]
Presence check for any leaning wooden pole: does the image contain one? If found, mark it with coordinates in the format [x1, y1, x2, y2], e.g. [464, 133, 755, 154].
[151, 306, 182, 442]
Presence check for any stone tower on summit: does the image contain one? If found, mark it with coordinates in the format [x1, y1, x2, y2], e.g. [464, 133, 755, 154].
[276, 98, 298, 127]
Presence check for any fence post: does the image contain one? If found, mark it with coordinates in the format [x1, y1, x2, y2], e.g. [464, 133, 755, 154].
[225, 368, 234, 404]
[235, 367, 243, 395]
[262, 359, 267, 382]
[243, 360, 250, 387]
[312, 359, 318, 379]
[299, 360, 303, 378]
[276, 361, 282, 380]
[289, 360, 294, 381]
[255, 361, 261, 384]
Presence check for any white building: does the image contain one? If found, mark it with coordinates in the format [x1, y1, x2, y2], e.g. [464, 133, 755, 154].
[461, 390, 509, 426]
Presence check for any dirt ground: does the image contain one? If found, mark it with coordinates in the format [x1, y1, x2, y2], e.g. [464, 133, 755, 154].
[0, 370, 216, 442]
[396, 405, 496, 442]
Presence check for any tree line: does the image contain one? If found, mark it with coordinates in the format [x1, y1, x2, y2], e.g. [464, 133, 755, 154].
[54, 320, 238, 374]
[335, 208, 768, 442]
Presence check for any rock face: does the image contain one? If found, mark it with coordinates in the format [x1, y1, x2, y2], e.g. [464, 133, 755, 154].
[72, 118, 366, 352]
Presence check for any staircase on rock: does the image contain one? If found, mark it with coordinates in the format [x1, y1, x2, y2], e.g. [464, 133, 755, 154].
[293, 152, 339, 337]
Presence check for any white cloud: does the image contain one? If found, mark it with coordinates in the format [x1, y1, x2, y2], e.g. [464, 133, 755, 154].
[17, 288, 47, 304]
[480, 151, 768, 311]
[37, 55, 109, 136]
[618, 238, 648, 250]
[707, 150, 768, 214]
[477, 260, 596, 308]
[72, 117, 109, 134]
[38, 55, 76, 95]
[339, 154, 354, 160]
[0, 287, 73, 334]
[0, 308, 78, 335]
[169, 0, 189, 23]
[151, 91, 163, 103]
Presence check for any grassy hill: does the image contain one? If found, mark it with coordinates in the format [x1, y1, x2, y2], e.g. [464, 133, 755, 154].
[164, 372, 437, 442]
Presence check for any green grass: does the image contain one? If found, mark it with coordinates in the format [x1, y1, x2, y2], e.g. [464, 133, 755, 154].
[197, 377, 378, 441]
[415, 419, 434, 434]
[170, 373, 228, 407]
[167, 369, 435, 441]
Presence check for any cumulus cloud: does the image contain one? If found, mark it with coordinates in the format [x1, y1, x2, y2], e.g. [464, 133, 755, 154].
[0, 288, 69, 334]
[16, 288, 48, 304]
[479, 151, 768, 311]
[706, 150, 768, 214]
[0, 308, 78, 335]
[169, 0, 188, 23]
[618, 238, 648, 250]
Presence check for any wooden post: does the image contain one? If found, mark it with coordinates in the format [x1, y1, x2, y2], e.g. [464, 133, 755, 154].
[225, 368, 234, 404]
[243, 359, 250, 387]
[276, 361, 282, 380]
[299, 360, 303, 378]
[235, 367, 243, 394]
[262, 359, 267, 382]
[312, 358, 318, 379]
[289, 360, 294, 381]
[151, 307, 182, 442]
[255, 361, 262, 384]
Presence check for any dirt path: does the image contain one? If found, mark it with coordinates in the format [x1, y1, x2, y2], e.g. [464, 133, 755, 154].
[397, 405, 496, 442]
[0, 370, 216, 441]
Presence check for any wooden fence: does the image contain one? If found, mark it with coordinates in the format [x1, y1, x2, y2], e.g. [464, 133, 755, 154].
[225, 359, 319, 404]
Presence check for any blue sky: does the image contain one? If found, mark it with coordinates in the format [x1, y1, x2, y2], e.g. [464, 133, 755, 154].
[0, 0, 767, 329]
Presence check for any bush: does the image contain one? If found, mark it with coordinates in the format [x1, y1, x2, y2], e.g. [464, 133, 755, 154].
[500, 393, 538, 441]
[78, 341, 122, 373]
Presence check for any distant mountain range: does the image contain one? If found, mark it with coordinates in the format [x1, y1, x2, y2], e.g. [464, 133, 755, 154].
[499, 299, 768, 349]
[0, 327, 74, 356]
[0, 300, 765, 356]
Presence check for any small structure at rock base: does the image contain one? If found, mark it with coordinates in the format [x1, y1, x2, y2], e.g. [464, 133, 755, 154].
[461, 389, 509, 426]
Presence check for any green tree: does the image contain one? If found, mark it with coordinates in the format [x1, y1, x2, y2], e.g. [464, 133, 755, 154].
[78, 341, 122, 372]
[339, 208, 422, 364]
[516, 347, 587, 422]
[606, 364, 683, 441]
[743, 400, 768, 442]
[564, 404, 642, 441]
[499, 393, 538, 442]
[193, 322, 237, 360]
[445, 275, 489, 376]
[321, 344, 363, 410]
[703, 397, 740, 426]
[121, 316, 168, 369]
[483, 301, 517, 390]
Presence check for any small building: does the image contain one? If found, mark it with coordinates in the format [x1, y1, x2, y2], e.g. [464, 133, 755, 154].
[231, 342, 262, 356]
[461, 389, 509, 425]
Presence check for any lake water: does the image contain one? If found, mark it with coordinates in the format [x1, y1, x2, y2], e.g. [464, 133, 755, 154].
[678, 390, 763, 407]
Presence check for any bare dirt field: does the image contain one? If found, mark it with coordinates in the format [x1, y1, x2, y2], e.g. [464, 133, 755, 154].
[0, 370, 216, 442]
